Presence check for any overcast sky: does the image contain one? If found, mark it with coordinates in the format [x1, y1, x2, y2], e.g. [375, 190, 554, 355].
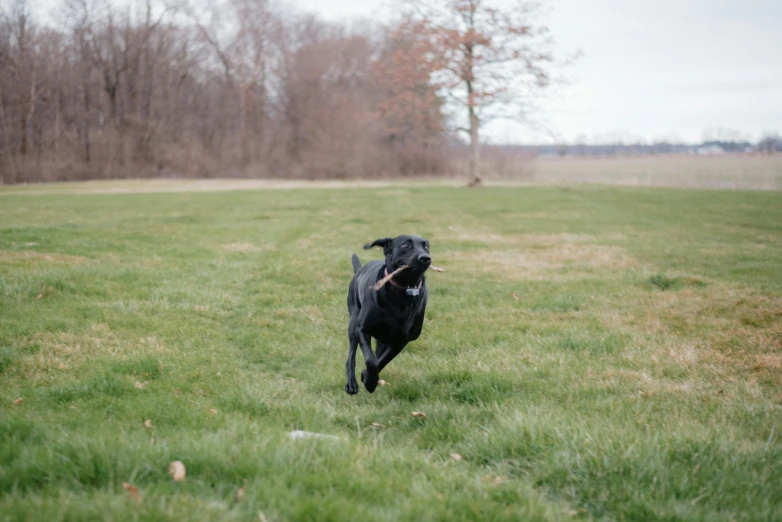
[296, 0, 782, 144]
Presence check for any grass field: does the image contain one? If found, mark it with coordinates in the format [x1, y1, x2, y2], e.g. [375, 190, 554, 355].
[1, 182, 781, 521]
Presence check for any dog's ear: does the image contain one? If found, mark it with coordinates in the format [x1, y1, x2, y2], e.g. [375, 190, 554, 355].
[364, 237, 393, 252]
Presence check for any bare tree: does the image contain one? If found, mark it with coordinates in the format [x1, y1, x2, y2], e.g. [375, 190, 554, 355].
[0, 0, 454, 184]
[405, 0, 560, 186]
[758, 132, 780, 155]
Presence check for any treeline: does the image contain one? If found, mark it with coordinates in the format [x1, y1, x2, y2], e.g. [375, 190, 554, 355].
[538, 138, 780, 157]
[0, 0, 451, 183]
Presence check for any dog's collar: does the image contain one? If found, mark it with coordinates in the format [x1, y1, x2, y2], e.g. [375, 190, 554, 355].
[384, 267, 423, 296]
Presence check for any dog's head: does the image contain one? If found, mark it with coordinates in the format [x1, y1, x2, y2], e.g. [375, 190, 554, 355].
[364, 235, 431, 283]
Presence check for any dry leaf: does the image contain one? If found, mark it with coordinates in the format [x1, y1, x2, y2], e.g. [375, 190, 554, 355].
[122, 482, 142, 505]
[12, 397, 24, 406]
[168, 461, 186, 482]
[567, 509, 578, 516]
[450, 453, 462, 462]
[371, 423, 387, 429]
[217, 372, 222, 377]
[36, 293, 44, 299]
[144, 419, 152, 428]
[378, 379, 388, 386]
[493, 476, 507, 485]
[208, 408, 218, 415]
[235, 486, 246, 502]
[412, 411, 427, 419]
[134, 381, 146, 389]
[258, 512, 269, 522]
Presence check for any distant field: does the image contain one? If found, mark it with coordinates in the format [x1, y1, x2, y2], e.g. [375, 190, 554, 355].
[1, 183, 781, 520]
[531, 154, 782, 190]
[2, 154, 780, 195]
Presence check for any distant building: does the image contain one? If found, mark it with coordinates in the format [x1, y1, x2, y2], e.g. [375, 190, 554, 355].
[694, 145, 725, 155]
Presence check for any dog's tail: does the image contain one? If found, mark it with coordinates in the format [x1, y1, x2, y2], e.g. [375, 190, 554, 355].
[351, 253, 362, 274]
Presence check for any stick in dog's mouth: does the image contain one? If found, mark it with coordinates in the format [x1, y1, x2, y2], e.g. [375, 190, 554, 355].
[375, 265, 445, 291]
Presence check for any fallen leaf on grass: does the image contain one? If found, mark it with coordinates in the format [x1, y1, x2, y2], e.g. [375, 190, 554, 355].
[144, 419, 152, 428]
[168, 461, 186, 482]
[412, 411, 427, 419]
[493, 476, 507, 485]
[371, 423, 387, 429]
[567, 509, 578, 516]
[134, 381, 146, 389]
[12, 397, 24, 406]
[209, 408, 218, 415]
[122, 482, 142, 505]
[378, 380, 388, 386]
[235, 485, 246, 502]
[450, 453, 462, 462]
[36, 294, 44, 299]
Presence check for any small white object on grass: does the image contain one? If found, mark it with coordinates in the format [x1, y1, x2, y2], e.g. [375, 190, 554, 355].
[168, 461, 186, 482]
[288, 430, 347, 442]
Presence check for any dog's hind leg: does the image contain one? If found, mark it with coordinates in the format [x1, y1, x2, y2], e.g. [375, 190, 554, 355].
[345, 322, 360, 394]
[377, 343, 406, 372]
[375, 342, 390, 360]
[357, 329, 380, 393]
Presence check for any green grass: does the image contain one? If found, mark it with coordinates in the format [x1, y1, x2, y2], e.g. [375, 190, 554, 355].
[1, 183, 781, 521]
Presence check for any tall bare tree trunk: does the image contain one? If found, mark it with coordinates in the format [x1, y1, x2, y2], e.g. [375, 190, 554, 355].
[468, 104, 481, 187]
[465, 63, 481, 188]
[82, 79, 91, 163]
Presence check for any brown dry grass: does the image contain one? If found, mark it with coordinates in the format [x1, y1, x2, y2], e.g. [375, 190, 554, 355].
[9, 325, 176, 386]
[220, 243, 264, 253]
[532, 154, 782, 190]
[450, 239, 637, 281]
[0, 250, 88, 265]
[603, 286, 782, 395]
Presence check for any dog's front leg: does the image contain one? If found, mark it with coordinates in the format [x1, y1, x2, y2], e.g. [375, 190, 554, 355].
[357, 329, 380, 393]
[345, 325, 360, 394]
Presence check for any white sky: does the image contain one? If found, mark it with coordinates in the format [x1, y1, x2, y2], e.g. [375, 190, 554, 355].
[295, 0, 782, 144]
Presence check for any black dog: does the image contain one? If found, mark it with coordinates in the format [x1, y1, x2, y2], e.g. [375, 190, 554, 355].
[345, 235, 432, 394]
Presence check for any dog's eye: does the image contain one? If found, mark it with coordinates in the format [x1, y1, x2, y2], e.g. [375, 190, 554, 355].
[424, 244, 430, 252]
[401, 244, 410, 250]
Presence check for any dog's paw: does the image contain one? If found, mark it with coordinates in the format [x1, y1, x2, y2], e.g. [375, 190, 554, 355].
[345, 380, 359, 395]
[362, 366, 379, 393]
